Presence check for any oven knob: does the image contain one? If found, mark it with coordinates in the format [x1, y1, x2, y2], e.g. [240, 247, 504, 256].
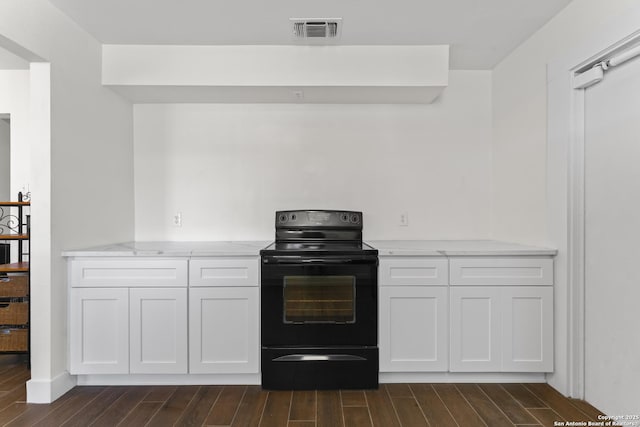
[340, 213, 350, 223]
[290, 213, 297, 221]
[278, 213, 289, 223]
[350, 213, 360, 224]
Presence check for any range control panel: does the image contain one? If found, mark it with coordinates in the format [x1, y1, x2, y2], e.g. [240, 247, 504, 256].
[275, 210, 362, 229]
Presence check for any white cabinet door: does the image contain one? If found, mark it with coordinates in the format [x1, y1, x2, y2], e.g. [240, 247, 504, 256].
[379, 286, 448, 372]
[129, 288, 188, 374]
[70, 288, 129, 374]
[451, 286, 554, 372]
[502, 287, 553, 372]
[189, 287, 259, 374]
[450, 287, 502, 372]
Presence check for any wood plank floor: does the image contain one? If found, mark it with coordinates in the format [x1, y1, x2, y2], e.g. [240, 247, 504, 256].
[0, 356, 605, 426]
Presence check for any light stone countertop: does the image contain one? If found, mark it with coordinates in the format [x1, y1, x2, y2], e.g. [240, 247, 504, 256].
[367, 240, 557, 256]
[61, 241, 271, 257]
[63, 240, 556, 257]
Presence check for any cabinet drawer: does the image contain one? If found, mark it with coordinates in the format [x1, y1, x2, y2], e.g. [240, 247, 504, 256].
[70, 259, 188, 287]
[379, 257, 448, 286]
[189, 257, 259, 287]
[0, 275, 28, 297]
[449, 257, 553, 286]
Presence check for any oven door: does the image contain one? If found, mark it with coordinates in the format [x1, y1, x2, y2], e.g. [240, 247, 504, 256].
[261, 255, 377, 347]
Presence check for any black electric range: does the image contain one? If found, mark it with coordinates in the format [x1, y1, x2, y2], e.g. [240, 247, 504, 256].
[260, 210, 379, 390]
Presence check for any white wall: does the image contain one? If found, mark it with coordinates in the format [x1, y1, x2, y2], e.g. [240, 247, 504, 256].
[0, 119, 9, 201]
[492, 0, 638, 399]
[0, 0, 134, 402]
[0, 70, 29, 198]
[492, 0, 637, 244]
[134, 71, 492, 241]
[0, 70, 28, 269]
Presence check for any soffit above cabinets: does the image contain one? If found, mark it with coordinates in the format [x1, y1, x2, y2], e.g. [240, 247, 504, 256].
[102, 45, 449, 104]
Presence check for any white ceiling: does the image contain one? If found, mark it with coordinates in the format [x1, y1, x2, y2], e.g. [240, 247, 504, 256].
[47, 0, 572, 70]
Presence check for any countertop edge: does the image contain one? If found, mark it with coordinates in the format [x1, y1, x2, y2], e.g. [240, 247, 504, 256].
[61, 241, 270, 257]
[376, 249, 558, 256]
[62, 240, 557, 258]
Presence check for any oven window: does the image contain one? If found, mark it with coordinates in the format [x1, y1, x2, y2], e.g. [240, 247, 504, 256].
[283, 276, 355, 323]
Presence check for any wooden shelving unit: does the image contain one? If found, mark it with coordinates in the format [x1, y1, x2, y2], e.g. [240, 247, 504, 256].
[0, 192, 30, 358]
[0, 262, 29, 273]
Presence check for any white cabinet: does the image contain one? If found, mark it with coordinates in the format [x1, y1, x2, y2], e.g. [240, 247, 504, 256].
[69, 258, 189, 375]
[379, 286, 448, 371]
[380, 255, 554, 376]
[189, 287, 259, 374]
[449, 256, 554, 373]
[68, 246, 555, 383]
[188, 257, 260, 374]
[69, 255, 259, 377]
[70, 287, 188, 375]
[450, 286, 553, 372]
[130, 288, 188, 374]
[379, 257, 449, 372]
[69, 287, 129, 374]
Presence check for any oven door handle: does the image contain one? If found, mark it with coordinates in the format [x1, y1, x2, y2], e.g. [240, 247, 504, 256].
[301, 258, 353, 264]
[273, 354, 367, 362]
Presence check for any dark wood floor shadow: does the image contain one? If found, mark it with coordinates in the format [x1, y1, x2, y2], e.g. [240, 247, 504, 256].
[0, 355, 606, 426]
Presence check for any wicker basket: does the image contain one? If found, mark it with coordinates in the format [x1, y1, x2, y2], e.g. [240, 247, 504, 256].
[0, 328, 28, 351]
[0, 302, 28, 325]
[0, 275, 28, 297]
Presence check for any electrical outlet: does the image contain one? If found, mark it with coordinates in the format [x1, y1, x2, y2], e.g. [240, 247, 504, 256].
[173, 212, 182, 227]
[399, 212, 409, 227]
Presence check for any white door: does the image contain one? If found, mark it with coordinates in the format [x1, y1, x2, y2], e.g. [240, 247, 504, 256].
[449, 286, 501, 372]
[189, 287, 259, 374]
[379, 286, 448, 372]
[69, 288, 129, 374]
[584, 53, 640, 414]
[129, 287, 188, 374]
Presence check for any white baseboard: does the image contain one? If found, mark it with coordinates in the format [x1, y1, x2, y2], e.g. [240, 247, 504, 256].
[379, 372, 547, 383]
[26, 371, 77, 403]
[76, 373, 261, 386]
[28, 371, 545, 400]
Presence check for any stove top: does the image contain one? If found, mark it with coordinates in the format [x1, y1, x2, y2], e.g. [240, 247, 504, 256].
[261, 241, 377, 255]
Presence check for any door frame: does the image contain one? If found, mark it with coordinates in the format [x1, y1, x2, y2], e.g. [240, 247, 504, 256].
[547, 8, 640, 398]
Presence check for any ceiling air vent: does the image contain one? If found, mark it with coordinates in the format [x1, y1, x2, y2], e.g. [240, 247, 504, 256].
[290, 18, 342, 42]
